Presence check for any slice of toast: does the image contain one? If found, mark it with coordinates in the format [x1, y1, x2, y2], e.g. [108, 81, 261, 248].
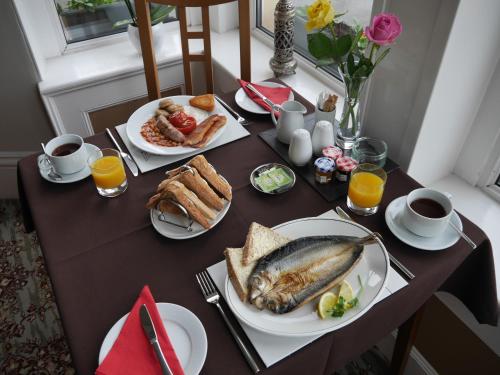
[224, 247, 249, 302]
[189, 155, 232, 201]
[242, 222, 290, 266]
[189, 94, 215, 112]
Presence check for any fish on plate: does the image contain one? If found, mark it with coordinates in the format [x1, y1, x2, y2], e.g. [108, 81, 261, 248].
[248, 233, 378, 314]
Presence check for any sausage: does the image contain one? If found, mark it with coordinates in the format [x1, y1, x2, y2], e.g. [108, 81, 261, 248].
[156, 115, 186, 143]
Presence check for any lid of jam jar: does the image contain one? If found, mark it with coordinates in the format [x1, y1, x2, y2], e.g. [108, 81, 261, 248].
[336, 156, 358, 172]
[322, 146, 343, 161]
[314, 157, 335, 173]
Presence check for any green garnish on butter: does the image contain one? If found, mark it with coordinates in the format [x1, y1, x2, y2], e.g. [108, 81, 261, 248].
[255, 167, 293, 193]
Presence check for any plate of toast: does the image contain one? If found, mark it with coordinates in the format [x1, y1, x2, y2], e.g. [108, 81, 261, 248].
[146, 155, 232, 239]
[224, 219, 389, 337]
[126, 94, 228, 155]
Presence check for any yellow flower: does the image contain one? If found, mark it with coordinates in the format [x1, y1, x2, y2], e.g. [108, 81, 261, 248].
[306, 0, 335, 32]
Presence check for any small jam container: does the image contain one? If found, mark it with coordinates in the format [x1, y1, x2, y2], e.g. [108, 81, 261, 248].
[314, 157, 336, 184]
[335, 156, 358, 182]
[322, 146, 343, 161]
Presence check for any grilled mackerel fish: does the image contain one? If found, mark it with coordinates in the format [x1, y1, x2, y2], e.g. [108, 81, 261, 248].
[248, 234, 378, 314]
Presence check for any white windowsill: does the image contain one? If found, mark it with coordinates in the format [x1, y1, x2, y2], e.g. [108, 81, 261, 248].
[39, 25, 344, 108]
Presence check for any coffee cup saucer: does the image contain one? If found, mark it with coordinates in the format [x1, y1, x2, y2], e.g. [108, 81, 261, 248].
[385, 196, 462, 251]
[38, 143, 100, 184]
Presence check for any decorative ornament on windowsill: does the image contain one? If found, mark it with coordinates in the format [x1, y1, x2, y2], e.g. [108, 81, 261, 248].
[270, 0, 298, 77]
[113, 0, 176, 55]
[304, 0, 402, 151]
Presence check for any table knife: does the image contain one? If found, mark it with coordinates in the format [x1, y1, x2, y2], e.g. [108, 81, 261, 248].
[335, 206, 415, 281]
[245, 84, 279, 111]
[140, 304, 174, 375]
[214, 95, 249, 126]
[105, 128, 139, 177]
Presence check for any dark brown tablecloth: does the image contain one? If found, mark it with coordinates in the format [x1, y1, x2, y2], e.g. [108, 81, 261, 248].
[17, 88, 498, 375]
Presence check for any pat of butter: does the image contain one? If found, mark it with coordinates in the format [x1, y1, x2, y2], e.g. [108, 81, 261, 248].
[255, 167, 293, 193]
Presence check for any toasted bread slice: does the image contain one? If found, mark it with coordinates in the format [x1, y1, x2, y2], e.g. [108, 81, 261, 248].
[242, 222, 290, 266]
[225, 247, 251, 302]
[189, 155, 232, 201]
[177, 169, 224, 210]
[157, 199, 183, 215]
[164, 181, 213, 229]
[189, 94, 215, 112]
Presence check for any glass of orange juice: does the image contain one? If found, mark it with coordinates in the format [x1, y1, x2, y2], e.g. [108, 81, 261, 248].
[88, 148, 128, 197]
[347, 163, 387, 215]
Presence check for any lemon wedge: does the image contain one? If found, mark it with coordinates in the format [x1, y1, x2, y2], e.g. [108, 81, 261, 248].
[339, 280, 354, 302]
[317, 292, 338, 319]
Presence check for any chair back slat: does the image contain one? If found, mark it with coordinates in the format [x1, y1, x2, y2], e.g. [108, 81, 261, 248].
[135, 0, 251, 100]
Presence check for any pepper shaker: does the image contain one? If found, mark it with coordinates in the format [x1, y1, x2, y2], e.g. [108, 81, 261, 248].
[288, 129, 313, 166]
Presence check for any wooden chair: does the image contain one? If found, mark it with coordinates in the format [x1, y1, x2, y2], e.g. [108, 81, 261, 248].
[135, 0, 251, 100]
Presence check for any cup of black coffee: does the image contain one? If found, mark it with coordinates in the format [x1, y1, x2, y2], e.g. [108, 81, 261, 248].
[401, 188, 453, 237]
[44, 134, 87, 174]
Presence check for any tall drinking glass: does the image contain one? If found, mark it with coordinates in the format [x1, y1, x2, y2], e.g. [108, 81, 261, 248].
[347, 163, 387, 215]
[88, 148, 128, 197]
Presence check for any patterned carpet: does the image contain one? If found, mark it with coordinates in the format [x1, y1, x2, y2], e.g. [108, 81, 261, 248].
[0, 199, 389, 375]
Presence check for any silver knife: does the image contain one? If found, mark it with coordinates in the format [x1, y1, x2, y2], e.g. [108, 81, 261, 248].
[105, 128, 139, 177]
[335, 206, 415, 280]
[245, 84, 280, 111]
[214, 95, 249, 126]
[139, 304, 174, 375]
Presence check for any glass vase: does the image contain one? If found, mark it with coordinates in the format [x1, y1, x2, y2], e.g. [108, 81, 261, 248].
[336, 69, 369, 152]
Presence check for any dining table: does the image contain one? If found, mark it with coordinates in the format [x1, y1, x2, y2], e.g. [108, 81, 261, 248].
[17, 81, 498, 375]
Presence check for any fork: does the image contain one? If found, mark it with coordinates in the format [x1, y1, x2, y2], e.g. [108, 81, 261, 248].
[196, 271, 260, 373]
[214, 95, 250, 126]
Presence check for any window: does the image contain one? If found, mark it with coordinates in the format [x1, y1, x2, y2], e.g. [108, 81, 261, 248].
[256, 0, 373, 79]
[53, 0, 177, 44]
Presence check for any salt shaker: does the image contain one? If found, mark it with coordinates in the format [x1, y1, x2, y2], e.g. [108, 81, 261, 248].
[311, 120, 334, 156]
[288, 129, 313, 166]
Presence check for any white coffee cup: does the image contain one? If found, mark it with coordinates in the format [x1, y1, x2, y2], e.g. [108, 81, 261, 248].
[401, 188, 453, 237]
[44, 134, 87, 175]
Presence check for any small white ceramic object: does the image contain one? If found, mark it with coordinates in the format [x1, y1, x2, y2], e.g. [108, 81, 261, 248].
[128, 23, 165, 55]
[401, 188, 453, 237]
[44, 134, 88, 175]
[272, 100, 307, 144]
[288, 129, 312, 166]
[315, 106, 336, 124]
[311, 120, 334, 156]
[385, 196, 461, 251]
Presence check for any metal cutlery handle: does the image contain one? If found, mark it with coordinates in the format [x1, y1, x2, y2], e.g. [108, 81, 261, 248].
[105, 128, 124, 153]
[215, 302, 260, 373]
[449, 221, 477, 249]
[152, 340, 173, 375]
[215, 95, 244, 122]
[246, 84, 279, 111]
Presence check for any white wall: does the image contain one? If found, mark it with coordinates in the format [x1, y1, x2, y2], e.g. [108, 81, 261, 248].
[455, 57, 500, 186]
[407, 0, 500, 185]
[362, 0, 458, 173]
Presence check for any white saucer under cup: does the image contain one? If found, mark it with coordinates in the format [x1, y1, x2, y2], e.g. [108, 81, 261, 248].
[385, 196, 462, 251]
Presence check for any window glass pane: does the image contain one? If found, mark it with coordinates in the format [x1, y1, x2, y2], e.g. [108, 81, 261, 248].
[259, 0, 373, 77]
[54, 0, 177, 44]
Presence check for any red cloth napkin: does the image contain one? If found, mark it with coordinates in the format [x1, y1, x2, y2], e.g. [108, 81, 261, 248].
[96, 286, 184, 375]
[238, 79, 292, 115]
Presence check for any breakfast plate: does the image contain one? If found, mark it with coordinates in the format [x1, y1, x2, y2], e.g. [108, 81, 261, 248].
[99, 303, 207, 375]
[126, 95, 229, 156]
[235, 81, 294, 114]
[37, 143, 99, 184]
[385, 196, 462, 251]
[150, 200, 231, 240]
[224, 217, 389, 337]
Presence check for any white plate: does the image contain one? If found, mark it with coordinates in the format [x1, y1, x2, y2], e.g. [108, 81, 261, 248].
[224, 217, 389, 337]
[99, 303, 207, 375]
[385, 196, 462, 251]
[126, 95, 227, 155]
[151, 200, 231, 240]
[235, 81, 294, 114]
[38, 143, 99, 184]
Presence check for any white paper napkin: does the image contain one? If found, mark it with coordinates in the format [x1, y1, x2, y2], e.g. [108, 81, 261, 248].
[207, 209, 408, 368]
[115, 114, 250, 173]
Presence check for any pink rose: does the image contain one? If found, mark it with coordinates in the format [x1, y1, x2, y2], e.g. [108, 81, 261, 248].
[365, 13, 402, 46]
